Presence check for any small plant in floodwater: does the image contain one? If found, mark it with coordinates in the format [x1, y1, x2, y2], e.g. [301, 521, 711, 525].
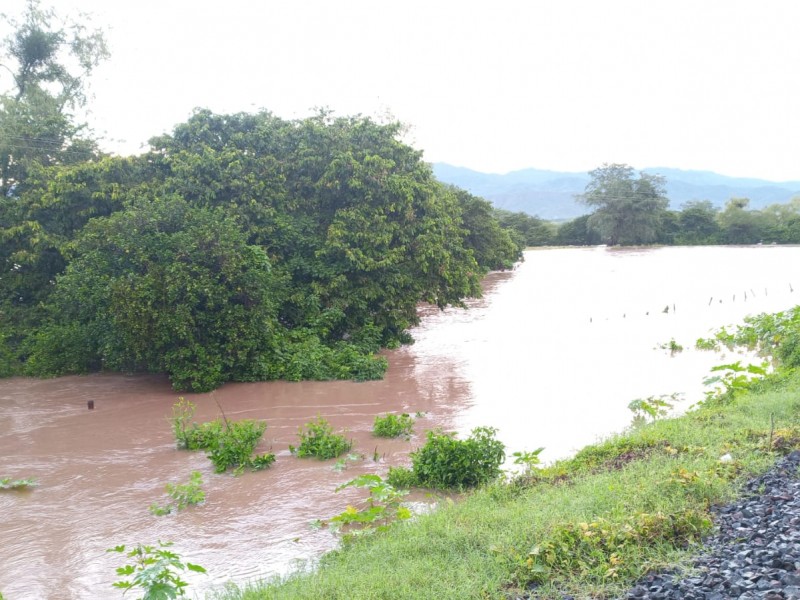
[249, 452, 277, 471]
[171, 397, 195, 449]
[170, 398, 224, 451]
[290, 416, 352, 460]
[150, 471, 205, 516]
[373, 413, 415, 438]
[206, 419, 273, 475]
[0, 477, 37, 490]
[169, 399, 275, 474]
[333, 453, 364, 472]
[658, 338, 683, 355]
[320, 474, 411, 537]
[108, 541, 206, 598]
[695, 336, 720, 351]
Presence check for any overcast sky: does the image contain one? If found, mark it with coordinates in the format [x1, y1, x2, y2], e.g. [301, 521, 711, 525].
[3, 0, 800, 181]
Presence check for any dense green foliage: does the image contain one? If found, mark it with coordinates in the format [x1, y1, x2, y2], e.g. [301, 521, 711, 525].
[170, 398, 274, 474]
[409, 426, 505, 489]
[0, 5, 520, 388]
[493, 208, 558, 247]
[372, 413, 415, 438]
[291, 416, 352, 460]
[0, 108, 521, 389]
[577, 163, 670, 245]
[206, 420, 275, 475]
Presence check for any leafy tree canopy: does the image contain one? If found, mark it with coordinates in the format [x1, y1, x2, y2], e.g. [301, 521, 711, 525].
[578, 163, 669, 245]
[3, 109, 521, 390]
[0, 0, 109, 198]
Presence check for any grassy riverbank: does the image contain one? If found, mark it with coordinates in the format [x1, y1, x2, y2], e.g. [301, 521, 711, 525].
[212, 364, 800, 599]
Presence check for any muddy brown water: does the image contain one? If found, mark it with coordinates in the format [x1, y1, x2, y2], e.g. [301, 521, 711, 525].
[2, 246, 799, 599]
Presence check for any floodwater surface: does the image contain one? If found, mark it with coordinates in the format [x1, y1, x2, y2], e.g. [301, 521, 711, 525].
[1, 245, 799, 598]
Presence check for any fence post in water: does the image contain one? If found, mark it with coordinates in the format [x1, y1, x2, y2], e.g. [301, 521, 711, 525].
[87, 400, 94, 410]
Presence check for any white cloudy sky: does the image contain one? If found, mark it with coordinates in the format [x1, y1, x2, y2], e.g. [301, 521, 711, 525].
[3, 0, 800, 180]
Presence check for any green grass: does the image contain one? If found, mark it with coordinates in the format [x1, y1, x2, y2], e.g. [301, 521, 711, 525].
[214, 369, 800, 600]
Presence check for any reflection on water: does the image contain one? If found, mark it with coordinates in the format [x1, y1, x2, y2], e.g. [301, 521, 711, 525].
[1, 245, 798, 598]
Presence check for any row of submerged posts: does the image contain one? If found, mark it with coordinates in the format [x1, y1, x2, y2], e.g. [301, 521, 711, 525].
[588, 283, 794, 324]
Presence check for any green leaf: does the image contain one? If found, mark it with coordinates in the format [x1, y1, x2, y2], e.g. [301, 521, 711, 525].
[186, 562, 206, 573]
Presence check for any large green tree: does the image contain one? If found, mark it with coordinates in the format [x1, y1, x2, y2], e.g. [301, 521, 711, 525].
[760, 198, 800, 243]
[450, 189, 521, 269]
[11, 109, 503, 390]
[578, 163, 669, 245]
[147, 109, 486, 345]
[675, 200, 721, 245]
[716, 198, 767, 245]
[493, 208, 556, 247]
[25, 195, 279, 391]
[0, 0, 108, 198]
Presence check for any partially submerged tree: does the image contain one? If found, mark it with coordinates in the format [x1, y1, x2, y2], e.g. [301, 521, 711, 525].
[578, 163, 669, 245]
[12, 110, 517, 390]
[675, 200, 721, 245]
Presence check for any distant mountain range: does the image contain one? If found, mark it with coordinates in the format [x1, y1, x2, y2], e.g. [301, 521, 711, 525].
[432, 163, 800, 221]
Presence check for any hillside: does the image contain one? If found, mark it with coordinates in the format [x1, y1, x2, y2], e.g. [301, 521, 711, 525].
[432, 163, 800, 220]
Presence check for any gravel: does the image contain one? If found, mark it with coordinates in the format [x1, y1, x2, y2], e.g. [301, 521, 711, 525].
[620, 449, 800, 600]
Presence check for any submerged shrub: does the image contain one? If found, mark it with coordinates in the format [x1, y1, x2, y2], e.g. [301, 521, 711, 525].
[410, 426, 505, 489]
[207, 420, 271, 474]
[150, 471, 205, 516]
[373, 413, 415, 438]
[170, 399, 274, 474]
[291, 416, 352, 459]
[386, 465, 417, 489]
[171, 398, 225, 450]
[0, 477, 38, 490]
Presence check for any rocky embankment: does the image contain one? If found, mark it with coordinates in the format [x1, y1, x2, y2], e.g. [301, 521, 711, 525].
[622, 450, 800, 600]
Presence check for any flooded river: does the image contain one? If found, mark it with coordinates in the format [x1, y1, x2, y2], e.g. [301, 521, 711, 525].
[1, 245, 799, 598]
